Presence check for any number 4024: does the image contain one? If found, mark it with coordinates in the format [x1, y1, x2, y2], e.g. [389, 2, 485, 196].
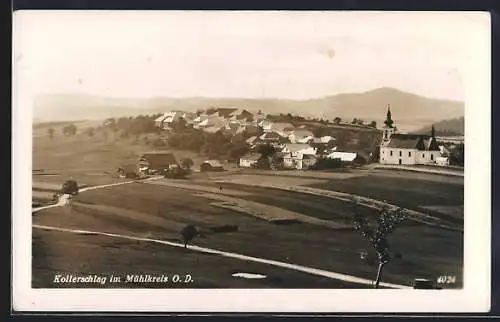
[437, 275, 456, 284]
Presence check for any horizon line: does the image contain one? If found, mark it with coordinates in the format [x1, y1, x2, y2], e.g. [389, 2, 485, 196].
[34, 86, 465, 104]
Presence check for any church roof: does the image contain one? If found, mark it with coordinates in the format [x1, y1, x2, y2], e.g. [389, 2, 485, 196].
[385, 134, 439, 151]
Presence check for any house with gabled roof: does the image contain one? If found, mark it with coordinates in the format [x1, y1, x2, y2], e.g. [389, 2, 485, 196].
[229, 109, 254, 121]
[155, 111, 196, 129]
[239, 153, 261, 168]
[281, 143, 317, 169]
[258, 132, 290, 145]
[137, 152, 178, 175]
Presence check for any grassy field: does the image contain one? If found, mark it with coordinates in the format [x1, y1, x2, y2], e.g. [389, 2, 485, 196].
[33, 229, 364, 289]
[309, 174, 463, 221]
[33, 181, 463, 289]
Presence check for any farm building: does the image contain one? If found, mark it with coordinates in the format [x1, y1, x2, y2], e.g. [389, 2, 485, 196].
[137, 152, 178, 175]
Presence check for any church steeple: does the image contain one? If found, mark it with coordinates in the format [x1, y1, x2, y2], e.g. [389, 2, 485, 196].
[382, 104, 396, 143]
[431, 124, 435, 138]
[384, 104, 394, 128]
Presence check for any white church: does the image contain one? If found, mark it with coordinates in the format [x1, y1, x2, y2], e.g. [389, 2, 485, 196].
[379, 105, 442, 165]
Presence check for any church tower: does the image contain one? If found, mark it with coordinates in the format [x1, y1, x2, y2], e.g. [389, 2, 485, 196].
[382, 104, 397, 143]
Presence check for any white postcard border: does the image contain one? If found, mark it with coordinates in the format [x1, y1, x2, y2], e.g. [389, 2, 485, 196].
[12, 11, 491, 313]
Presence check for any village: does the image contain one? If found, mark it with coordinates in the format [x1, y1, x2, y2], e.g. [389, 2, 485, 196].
[122, 105, 465, 177]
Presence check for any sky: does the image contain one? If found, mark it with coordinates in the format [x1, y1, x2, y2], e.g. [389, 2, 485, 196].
[13, 11, 490, 101]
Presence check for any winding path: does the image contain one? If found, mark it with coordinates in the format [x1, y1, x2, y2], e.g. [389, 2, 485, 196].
[32, 176, 411, 289]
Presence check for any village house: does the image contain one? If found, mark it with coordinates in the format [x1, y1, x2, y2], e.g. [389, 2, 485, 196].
[154, 111, 196, 129]
[293, 154, 317, 170]
[246, 135, 260, 147]
[195, 115, 227, 129]
[137, 152, 178, 176]
[436, 156, 450, 166]
[258, 132, 290, 146]
[379, 106, 441, 165]
[200, 160, 225, 172]
[326, 151, 358, 162]
[281, 143, 318, 169]
[258, 119, 274, 132]
[229, 109, 254, 121]
[239, 153, 261, 168]
[224, 121, 241, 134]
[234, 123, 261, 137]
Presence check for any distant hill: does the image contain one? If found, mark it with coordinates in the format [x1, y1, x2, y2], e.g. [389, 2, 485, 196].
[33, 87, 464, 128]
[412, 116, 465, 136]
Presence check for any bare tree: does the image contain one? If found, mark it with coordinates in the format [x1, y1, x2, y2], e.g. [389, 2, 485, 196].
[352, 198, 408, 288]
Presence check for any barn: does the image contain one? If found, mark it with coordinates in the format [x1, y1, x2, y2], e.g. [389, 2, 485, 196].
[137, 152, 178, 175]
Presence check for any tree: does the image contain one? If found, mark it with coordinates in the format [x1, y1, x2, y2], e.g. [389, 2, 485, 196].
[256, 143, 277, 159]
[103, 118, 116, 129]
[181, 158, 194, 171]
[369, 121, 377, 128]
[351, 118, 358, 124]
[227, 143, 250, 162]
[271, 154, 284, 169]
[85, 127, 95, 138]
[352, 199, 408, 288]
[62, 124, 77, 136]
[357, 119, 364, 125]
[255, 156, 271, 169]
[173, 118, 187, 132]
[181, 225, 199, 248]
[333, 117, 342, 125]
[47, 128, 55, 140]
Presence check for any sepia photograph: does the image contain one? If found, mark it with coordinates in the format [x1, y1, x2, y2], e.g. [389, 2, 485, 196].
[12, 10, 490, 312]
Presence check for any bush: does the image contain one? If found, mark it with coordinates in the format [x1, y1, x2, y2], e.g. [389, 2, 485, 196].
[255, 156, 271, 169]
